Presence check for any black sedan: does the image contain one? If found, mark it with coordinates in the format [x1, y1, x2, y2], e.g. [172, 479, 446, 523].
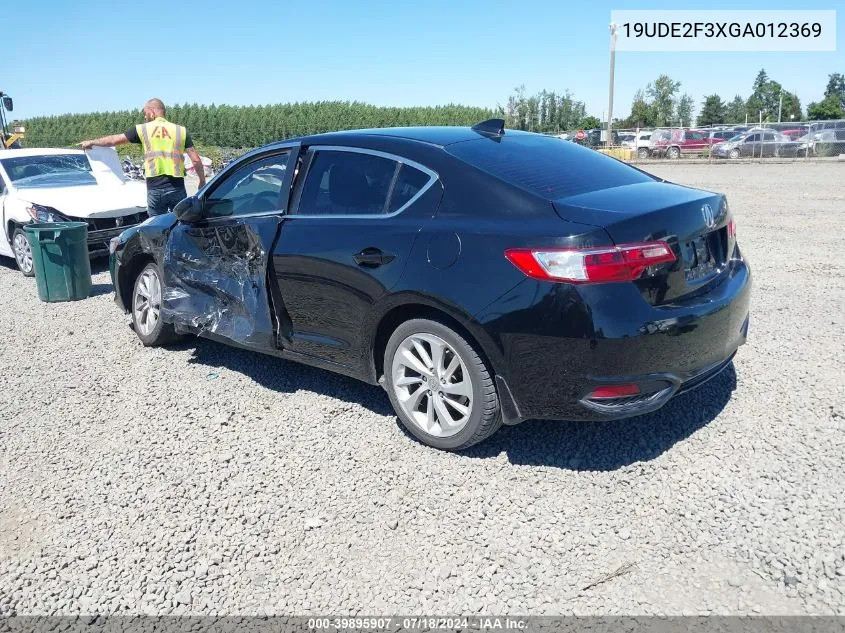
[110, 120, 751, 451]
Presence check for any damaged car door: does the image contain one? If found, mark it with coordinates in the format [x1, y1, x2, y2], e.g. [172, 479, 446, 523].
[162, 146, 299, 351]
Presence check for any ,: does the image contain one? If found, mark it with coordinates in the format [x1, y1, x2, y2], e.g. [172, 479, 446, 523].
[109, 121, 751, 451]
[0, 147, 147, 276]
